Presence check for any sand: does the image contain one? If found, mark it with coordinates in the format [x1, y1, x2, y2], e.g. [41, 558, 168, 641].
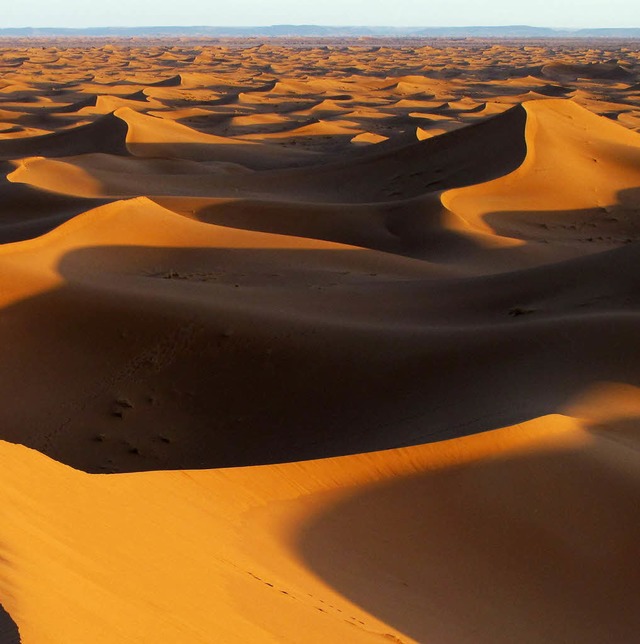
[0, 39, 638, 643]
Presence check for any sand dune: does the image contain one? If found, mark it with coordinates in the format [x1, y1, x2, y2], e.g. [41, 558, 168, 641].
[442, 99, 640, 245]
[0, 112, 129, 158]
[0, 39, 639, 643]
[0, 413, 638, 643]
[9, 102, 530, 206]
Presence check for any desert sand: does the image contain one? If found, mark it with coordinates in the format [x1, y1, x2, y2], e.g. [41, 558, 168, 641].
[0, 39, 639, 643]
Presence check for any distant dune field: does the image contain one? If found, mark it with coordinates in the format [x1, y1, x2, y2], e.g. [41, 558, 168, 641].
[0, 40, 638, 643]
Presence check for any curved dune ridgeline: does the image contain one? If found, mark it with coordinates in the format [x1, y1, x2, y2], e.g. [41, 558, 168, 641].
[0, 40, 639, 643]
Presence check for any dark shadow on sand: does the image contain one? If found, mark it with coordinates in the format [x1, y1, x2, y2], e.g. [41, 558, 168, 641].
[296, 429, 640, 643]
[0, 242, 635, 472]
[0, 604, 20, 643]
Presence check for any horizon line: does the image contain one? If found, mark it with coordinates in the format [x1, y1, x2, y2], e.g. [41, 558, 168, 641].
[2, 24, 639, 31]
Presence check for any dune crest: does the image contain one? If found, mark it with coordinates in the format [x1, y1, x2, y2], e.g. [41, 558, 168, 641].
[443, 99, 640, 238]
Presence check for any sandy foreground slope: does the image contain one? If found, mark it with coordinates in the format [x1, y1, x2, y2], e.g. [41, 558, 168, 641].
[0, 411, 639, 644]
[0, 40, 639, 642]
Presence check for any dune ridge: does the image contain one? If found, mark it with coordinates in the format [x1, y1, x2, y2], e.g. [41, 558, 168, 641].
[0, 40, 638, 642]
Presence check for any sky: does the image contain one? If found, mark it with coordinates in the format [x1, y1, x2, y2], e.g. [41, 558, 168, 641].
[3, 0, 639, 29]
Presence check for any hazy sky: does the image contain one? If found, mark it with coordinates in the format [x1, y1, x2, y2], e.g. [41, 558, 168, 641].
[3, 0, 639, 29]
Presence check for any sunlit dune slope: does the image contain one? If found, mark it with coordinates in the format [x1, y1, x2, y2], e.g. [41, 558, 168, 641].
[443, 99, 640, 239]
[0, 412, 638, 644]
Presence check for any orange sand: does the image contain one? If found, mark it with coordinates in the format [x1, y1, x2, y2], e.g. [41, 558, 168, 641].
[0, 39, 638, 643]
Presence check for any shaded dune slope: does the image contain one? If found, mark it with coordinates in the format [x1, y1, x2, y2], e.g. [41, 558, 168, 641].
[0, 112, 129, 159]
[0, 194, 638, 472]
[0, 165, 109, 243]
[0, 100, 639, 473]
[0, 606, 19, 644]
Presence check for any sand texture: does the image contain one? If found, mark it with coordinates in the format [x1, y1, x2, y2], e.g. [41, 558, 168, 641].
[0, 40, 639, 643]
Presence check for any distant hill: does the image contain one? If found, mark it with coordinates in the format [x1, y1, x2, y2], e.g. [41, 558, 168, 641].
[1, 25, 639, 38]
